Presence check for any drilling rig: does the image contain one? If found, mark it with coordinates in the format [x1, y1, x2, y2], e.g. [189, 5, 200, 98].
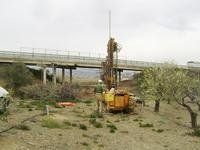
[101, 37, 130, 112]
[100, 11, 132, 112]
[101, 38, 118, 89]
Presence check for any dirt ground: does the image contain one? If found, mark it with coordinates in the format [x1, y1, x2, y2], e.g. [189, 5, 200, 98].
[1, 95, 200, 150]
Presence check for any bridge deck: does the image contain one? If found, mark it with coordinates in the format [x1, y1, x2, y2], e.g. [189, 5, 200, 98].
[0, 50, 188, 70]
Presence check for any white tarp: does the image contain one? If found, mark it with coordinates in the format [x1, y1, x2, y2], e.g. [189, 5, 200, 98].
[0, 87, 9, 97]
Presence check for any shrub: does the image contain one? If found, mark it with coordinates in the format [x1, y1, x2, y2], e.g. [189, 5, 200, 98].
[110, 128, 115, 133]
[60, 83, 76, 100]
[82, 134, 90, 138]
[63, 120, 72, 126]
[0, 110, 10, 121]
[3, 63, 33, 90]
[81, 142, 89, 146]
[152, 129, 164, 133]
[107, 124, 117, 130]
[30, 100, 57, 110]
[19, 83, 78, 101]
[89, 118, 103, 128]
[133, 118, 143, 122]
[41, 117, 62, 129]
[120, 131, 129, 134]
[89, 118, 96, 124]
[79, 124, 87, 130]
[71, 123, 77, 127]
[139, 122, 154, 127]
[82, 99, 93, 104]
[106, 120, 111, 123]
[89, 111, 103, 118]
[93, 122, 103, 128]
[19, 84, 60, 100]
[107, 123, 117, 133]
[16, 124, 30, 130]
[190, 129, 200, 137]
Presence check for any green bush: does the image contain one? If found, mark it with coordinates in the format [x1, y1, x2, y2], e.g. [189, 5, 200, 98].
[152, 129, 164, 133]
[63, 120, 72, 126]
[89, 118, 103, 128]
[41, 117, 62, 129]
[81, 142, 89, 146]
[110, 128, 115, 133]
[107, 123, 117, 133]
[191, 129, 200, 137]
[3, 63, 33, 90]
[107, 124, 117, 130]
[139, 122, 154, 127]
[79, 124, 87, 130]
[71, 123, 77, 127]
[89, 111, 103, 118]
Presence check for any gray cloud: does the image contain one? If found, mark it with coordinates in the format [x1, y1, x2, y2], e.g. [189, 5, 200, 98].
[0, 0, 200, 64]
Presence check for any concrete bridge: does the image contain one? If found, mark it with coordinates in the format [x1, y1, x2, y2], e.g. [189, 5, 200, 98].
[0, 48, 190, 84]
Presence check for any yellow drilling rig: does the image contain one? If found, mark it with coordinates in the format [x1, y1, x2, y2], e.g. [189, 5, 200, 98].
[101, 37, 130, 112]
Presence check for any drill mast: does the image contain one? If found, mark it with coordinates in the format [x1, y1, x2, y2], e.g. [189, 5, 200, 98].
[102, 38, 118, 89]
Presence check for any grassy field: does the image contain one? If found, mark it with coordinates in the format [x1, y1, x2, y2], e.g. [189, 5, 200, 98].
[0, 95, 200, 150]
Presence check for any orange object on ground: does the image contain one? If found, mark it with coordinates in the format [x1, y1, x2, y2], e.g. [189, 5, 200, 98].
[58, 102, 76, 107]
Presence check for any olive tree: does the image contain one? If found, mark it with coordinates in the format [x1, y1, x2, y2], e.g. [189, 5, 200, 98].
[187, 77, 200, 111]
[138, 64, 200, 129]
[139, 67, 166, 112]
[168, 68, 200, 129]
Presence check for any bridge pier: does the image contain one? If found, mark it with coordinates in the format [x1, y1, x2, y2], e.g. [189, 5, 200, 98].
[118, 70, 123, 82]
[68, 67, 76, 84]
[62, 68, 65, 84]
[115, 69, 118, 84]
[53, 65, 57, 85]
[42, 66, 47, 85]
[70, 68, 72, 83]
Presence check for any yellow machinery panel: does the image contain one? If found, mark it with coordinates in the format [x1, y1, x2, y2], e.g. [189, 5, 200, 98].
[104, 93, 129, 110]
[105, 93, 114, 101]
[115, 96, 124, 107]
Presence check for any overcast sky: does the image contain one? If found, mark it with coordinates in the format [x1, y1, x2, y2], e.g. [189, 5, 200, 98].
[0, 0, 200, 64]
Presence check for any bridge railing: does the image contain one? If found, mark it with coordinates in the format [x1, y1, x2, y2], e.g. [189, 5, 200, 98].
[20, 47, 106, 58]
[0, 50, 186, 70]
[0, 50, 105, 65]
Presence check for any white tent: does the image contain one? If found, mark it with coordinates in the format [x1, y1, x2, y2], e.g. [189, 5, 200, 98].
[0, 87, 9, 97]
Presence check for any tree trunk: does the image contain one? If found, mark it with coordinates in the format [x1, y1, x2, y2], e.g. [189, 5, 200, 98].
[167, 99, 170, 104]
[143, 100, 146, 107]
[196, 103, 200, 111]
[154, 100, 160, 112]
[184, 104, 198, 129]
[190, 112, 197, 129]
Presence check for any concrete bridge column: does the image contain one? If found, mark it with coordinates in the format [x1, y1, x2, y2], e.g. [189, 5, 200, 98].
[70, 68, 72, 84]
[115, 69, 118, 84]
[68, 67, 76, 84]
[118, 70, 123, 82]
[43, 66, 47, 85]
[62, 68, 65, 84]
[53, 65, 57, 85]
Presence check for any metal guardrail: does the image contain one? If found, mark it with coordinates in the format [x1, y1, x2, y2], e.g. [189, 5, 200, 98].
[0, 50, 188, 70]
